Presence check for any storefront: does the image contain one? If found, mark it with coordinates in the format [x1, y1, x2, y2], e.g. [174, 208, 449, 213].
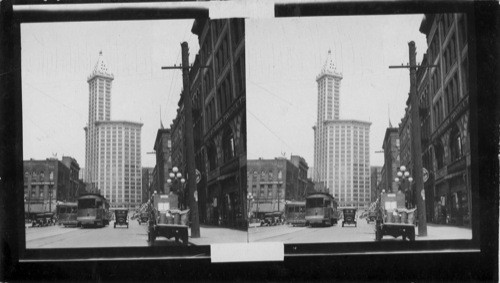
[449, 174, 468, 226]
[435, 182, 448, 224]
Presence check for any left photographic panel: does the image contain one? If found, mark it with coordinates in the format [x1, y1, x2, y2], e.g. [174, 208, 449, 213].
[22, 18, 248, 249]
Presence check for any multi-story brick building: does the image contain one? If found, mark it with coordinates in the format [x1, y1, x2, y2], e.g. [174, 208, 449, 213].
[418, 13, 471, 226]
[141, 167, 154, 203]
[247, 156, 315, 219]
[381, 127, 400, 194]
[370, 166, 382, 203]
[170, 18, 246, 229]
[24, 157, 80, 217]
[153, 128, 172, 196]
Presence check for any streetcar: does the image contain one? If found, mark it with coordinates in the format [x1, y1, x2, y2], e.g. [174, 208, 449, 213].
[305, 192, 339, 227]
[284, 201, 306, 226]
[56, 202, 78, 227]
[77, 193, 110, 228]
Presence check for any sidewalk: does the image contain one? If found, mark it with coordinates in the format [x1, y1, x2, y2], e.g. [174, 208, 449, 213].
[416, 223, 472, 240]
[188, 225, 248, 246]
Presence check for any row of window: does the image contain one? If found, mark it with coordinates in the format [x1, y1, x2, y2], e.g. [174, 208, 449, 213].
[250, 170, 283, 180]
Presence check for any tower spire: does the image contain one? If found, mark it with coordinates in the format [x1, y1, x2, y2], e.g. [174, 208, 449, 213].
[88, 50, 114, 81]
[160, 106, 164, 129]
[388, 104, 393, 128]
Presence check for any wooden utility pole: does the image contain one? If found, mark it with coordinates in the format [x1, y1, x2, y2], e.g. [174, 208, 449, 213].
[389, 41, 430, 236]
[180, 42, 200, 238]
[408, 41, 427, 236]
[161, 42, 207, 238]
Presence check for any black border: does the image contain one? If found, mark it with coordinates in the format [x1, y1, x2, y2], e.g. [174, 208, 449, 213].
[1, 0, 498, 281]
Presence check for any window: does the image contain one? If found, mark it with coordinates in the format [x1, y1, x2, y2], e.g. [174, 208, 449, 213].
[435, 142, 445, 169]
[450, 127, 463, 162]
[222, 127, 236, 162]
[207, 142, 217, 171]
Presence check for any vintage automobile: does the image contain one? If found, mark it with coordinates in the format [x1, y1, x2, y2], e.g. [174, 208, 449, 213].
[32, 212, 55, 227]
[366, 211, 377, 224]
[342, 208, 357, 227]
[260, 212, 283, 226]
[137, 212, 149, 225]
[113, 209, 129, 228]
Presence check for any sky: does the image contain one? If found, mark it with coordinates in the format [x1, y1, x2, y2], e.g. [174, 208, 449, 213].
[245, 15, 429, 167]
[22, 15, 429, 170]
[21, 19, 200, 168]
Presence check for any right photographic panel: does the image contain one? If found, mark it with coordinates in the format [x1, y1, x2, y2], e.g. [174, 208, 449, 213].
[245, 14, 472, 243]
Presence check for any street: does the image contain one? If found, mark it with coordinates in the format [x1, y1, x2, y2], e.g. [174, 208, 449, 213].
[25, 218, 248, 248]
[25, 216, 472, 248]
[25, 219, 151, 248]
[249, 217, 472, 243]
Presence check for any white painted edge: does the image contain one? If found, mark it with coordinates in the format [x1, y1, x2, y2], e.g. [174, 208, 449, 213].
[211, 242, 284, 263]
[209, 0, 275, 19]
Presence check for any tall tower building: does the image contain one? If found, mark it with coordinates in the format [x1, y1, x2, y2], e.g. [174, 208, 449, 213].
[84, 52, 143, 209]
[313, 50, 371, 209]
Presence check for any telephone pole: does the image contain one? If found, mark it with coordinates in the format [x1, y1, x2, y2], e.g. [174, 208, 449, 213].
[389, 41, 431, 236]
[161, 42, 204, 238]
[180, 42, 200, 238]
[408, 41, 427, 236]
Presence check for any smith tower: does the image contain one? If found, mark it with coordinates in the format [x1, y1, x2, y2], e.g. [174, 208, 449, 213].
[313, 50, 371, 209]
[85, 51, 113, 186]
[84, 52, 143, 209]
[313, 50, 343, 184]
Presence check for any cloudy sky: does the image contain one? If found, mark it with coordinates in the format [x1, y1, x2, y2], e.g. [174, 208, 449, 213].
[245, 15, 429, 167]
[21, 19, 200, 168]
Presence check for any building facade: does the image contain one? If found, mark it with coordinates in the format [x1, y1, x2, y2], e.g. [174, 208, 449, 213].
[370, 166, 382, 203]
[247, 157, 315, 218]
[24, 158, 77, 216]
[381, 127, 400, 194]
[419, 13, 471, 226]
[84, 52, 143, 209]
[61, 156, 83, 200]
[313, 51, 371, 209]
[141, 167, 154, 203]
[170, 18, 246, 229]
[153, 129, 172, 196]
[290, 155, 316, 199]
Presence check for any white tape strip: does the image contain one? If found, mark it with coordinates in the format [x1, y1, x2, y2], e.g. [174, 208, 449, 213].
[209, 0, 275, 19]
[211, 242, 284, 263]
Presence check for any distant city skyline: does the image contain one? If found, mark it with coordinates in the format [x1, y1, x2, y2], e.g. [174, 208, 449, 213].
[246, 15, 428, 167]
[22, 20, 200, 168]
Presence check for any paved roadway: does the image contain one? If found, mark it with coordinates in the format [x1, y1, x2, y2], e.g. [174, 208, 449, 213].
[248, 217, 472, 243]
[25, 216, 472, 248]
[25, 218, 152, 248]
[249, 217, 376, 243]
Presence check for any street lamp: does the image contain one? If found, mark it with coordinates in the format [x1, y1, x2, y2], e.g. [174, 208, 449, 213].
[166, 166, 186, 209]
[247, 192, 254, 241]
[247, 192, 254, 221]
[395, 165, 414, 208]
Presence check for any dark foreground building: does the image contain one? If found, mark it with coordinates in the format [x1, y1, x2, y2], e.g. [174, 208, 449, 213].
[170, 18, 246, 229]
